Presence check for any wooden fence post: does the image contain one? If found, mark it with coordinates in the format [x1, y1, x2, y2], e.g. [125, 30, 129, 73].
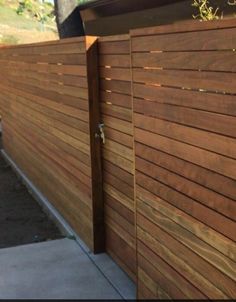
[86, 37, 105, 253]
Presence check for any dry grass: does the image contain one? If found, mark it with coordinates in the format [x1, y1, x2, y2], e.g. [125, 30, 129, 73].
[0, 1, 58, 45]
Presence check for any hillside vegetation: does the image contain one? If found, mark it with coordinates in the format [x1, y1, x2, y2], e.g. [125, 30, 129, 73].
[0, 0, 58, 45]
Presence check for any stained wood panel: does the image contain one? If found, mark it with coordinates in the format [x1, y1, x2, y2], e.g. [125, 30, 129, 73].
[0, 37, 104, 253]
[131, 19, 236, 299]
[98, 35, 136, 280]
[1, 18, 236, 297]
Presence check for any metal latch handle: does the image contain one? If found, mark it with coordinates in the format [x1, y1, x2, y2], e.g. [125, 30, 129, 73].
[95, 123, 105, 144]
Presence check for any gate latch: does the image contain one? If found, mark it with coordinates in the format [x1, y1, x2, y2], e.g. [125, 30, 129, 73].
[95, 123, 105, 144]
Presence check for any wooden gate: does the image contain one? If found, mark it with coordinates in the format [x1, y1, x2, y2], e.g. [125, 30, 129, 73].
[98, 35, 136, 281]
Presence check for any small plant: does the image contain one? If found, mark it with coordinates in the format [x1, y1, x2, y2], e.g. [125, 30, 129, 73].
[192, 0, 220, 20]
[192, 0, 236, 20]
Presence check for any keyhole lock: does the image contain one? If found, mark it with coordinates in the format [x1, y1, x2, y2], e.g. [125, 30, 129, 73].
[95, 123, 105, 144]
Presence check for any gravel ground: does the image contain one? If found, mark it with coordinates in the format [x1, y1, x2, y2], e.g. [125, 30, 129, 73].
[0, 134, 63, 249]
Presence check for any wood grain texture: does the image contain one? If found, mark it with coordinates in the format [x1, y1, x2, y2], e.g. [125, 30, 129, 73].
[98, 35, 136, 279]
[132, 51, 236, 72]
[0, 37, 103, 253]
[1, 19, 236, 298]
[86, 36, 105, 253]
[131, 18, 236, 37]
[131, 19, 236, 299]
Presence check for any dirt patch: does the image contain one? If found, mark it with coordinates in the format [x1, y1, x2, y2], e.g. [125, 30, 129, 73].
[0, 135, 63, 249]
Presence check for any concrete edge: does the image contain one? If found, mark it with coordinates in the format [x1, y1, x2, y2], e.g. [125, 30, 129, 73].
[0, 149, 136, 300]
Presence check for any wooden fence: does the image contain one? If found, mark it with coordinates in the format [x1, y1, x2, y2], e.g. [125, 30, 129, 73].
[131, 19, 236, 299]
[0, 19, 235, 299]
[0, 37, 104, 253]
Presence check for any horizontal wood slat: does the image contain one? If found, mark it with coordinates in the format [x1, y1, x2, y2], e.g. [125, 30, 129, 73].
[131, 26, 236, 51]
[131, 19, 236, 36]
[132, 68, 236, 94]
[132, 51, 236, 72]
[0, 60, 87, 76]
[0, 40, 86, 55]
[0, 53, 87, 65]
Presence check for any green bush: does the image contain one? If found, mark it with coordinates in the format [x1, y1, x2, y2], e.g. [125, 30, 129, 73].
[16, 0, 54, 23]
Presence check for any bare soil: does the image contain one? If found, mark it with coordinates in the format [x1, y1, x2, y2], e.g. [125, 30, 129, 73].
[0, 135, 63, 249]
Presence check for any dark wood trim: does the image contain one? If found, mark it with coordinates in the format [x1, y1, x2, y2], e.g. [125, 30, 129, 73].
[86, 36, 105, 253]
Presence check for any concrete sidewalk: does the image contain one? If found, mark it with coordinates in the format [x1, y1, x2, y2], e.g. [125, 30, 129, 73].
[0, 238, 135, 299]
